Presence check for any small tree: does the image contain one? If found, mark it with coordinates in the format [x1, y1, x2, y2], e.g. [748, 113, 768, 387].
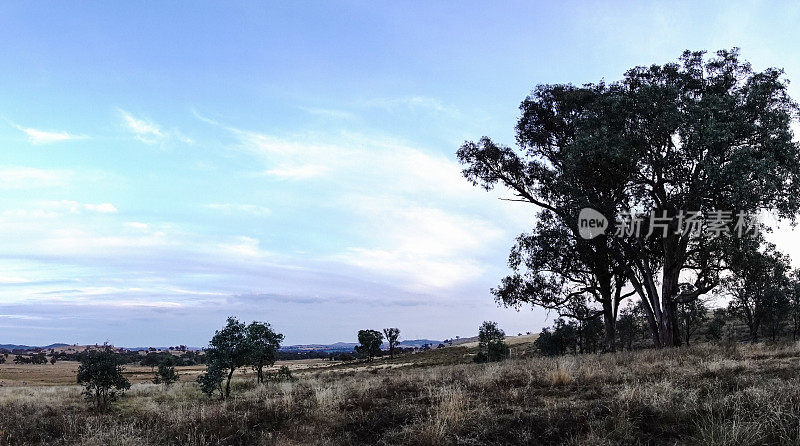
[725, 241, 790, 343]
[153, 356, 179, 387]
[705, 308, 729, 341]
[383, 327, 400, 358]
[273, 365, 296, 382]
[677, 299, 709, 346]
[246, 321, 284, 384]
[474, 321, 509, 362]
[141, 352, 166, 371]
[196, 363, 225, 399]
[355, 329, 383, 361]
[204, 317, 250, 398]
[616, 302, 645, 351]
[76, 349, 131, 411]
[534, 318, 580, 356]
[788, 271, 800, 340]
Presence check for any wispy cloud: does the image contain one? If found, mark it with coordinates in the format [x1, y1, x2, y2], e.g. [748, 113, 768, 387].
[119, 109, 192, 145]
[14, 125, 87, 145]
[298, 106, 356, 120]
[0, 166, 69, 189]
[363, 95, 459, 116]
[334, 198, 503, 289]
[204, 203, 271, 216]
[0, 275, 31, 284]
[263, 164, 328, 179]
[42, 200, 118, 214]
[199, 119, 527, 291]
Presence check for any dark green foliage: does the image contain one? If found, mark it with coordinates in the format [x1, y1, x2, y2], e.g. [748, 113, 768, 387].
[383, 327, 400, 358]
[535, 319, 577, 356]
[272, 365, 296, 382]
[677, 299, 709, 346]
[153, 356, 179, 387]
[789, 271, 800, 341]
[458, 48, 800, 348]
[53, 349, 147, 365]
[198, 316, 286, 398]
[535, 315, 606, 356]
[355, 329, 384, 361]
[705, 308, 728, 341]
[196, 363, 225, 399]
[204, 317, 250, 398]
[76, 349, 131, 411]
[724, 240, 791, 342]
[141, 351, 173, 369]
[474, 321, 509, 362]
[14, 353, 48, 364]
[246, 321, 284, 384]
[617, 302, 647, 350]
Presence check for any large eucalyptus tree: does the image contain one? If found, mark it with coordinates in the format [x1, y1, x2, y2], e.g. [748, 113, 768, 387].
[459, 49, 800, 347]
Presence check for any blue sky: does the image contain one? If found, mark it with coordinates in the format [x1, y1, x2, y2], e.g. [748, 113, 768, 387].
[2, 1, 800, 346]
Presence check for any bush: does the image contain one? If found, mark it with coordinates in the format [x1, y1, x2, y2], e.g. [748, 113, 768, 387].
[474, 321, 509, 363]
[153, 357, 179, 387]
[273, 365, 296, 382]
[196, 363, 225, 399]
[76, 349, 131, 411]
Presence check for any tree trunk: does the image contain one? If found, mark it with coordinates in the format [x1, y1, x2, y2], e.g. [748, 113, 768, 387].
[749, 322, 759, 343]
[225, 368, 234, 398]
[602, 299, 617, 353]
[659, 250, 682, 348]
[684, 317, 691, 346]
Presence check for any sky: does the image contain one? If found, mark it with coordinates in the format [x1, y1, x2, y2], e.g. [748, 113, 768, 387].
[1, 1, 800, 347]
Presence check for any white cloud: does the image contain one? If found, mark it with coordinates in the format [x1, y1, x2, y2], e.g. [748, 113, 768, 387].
[194, 118, 533, 291]
[0, 275, 30, 284]
[298, 106, 356, 120]
[215, 236, 265, 258]
[125, 222, 149, 230]
[119, 109, 191, 145]
[0, 314, 44, 320]
[204, 203, 271, 216]
[264, 164, 328, 179]
[119, 109, 163, 144]
[84, 203, 118, 213]
[363, 96, 459, 116]
[14, 125, 86, 145]
[0, 166, 69, 189]
[42, 200, 118, 214]
[335, 199, 504, 290]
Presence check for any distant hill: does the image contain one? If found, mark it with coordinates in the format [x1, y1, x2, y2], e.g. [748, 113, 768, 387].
[1, 339, 445, 354]
[0, 343, 69, 351]
[396, 339, 442, 348]
[279, 339, 443, 353]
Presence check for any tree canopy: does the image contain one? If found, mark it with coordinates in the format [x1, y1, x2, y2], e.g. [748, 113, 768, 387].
[459, 48, 800, 347]
[76, 349, 131, 411]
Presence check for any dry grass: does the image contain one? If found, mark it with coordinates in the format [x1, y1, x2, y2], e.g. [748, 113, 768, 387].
[0, 358, 328, 387]
[1, 342, 800, 445]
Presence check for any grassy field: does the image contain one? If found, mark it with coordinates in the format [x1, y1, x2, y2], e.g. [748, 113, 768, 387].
[2, 341, 800, 445]
[0, 357, 328, 387]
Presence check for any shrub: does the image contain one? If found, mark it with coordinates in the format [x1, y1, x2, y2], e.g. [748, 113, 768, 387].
[76, 349, 131, 410]
[197, 363, 225, 399]
[153, 357, 179, 387]
[474, 321, 509, 363]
